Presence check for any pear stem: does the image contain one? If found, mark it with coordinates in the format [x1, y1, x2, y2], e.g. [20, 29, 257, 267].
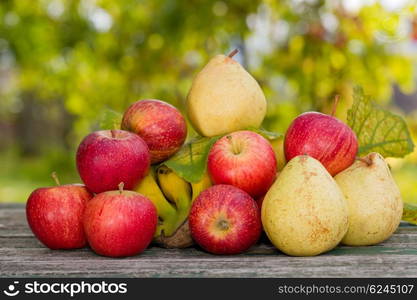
[111, 129, 117, 138]
[118, 182, 124, 194]
[356, 156, 372, 166]
[227, 49, 239, 58]
[51, 172, 60, 186]
[331, 95, 340, 117]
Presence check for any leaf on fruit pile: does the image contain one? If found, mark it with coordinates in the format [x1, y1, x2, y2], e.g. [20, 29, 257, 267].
[163, 136, 221, 183]
[347, 86, 414, 158]
[247, 127, 283, 140]
[98, 109, 123, 130]
[402, 203, 417, 225]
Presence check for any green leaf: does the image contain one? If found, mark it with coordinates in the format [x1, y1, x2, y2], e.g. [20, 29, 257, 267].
[247, 127, 283, 140]
[402, 203, 417, 225]
[163, 136, 221, 183]
[98, 109, 123, 130]
[347, 86, 414, 158]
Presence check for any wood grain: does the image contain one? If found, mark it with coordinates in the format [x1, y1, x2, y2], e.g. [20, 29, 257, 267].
[1, 204, 416, 277]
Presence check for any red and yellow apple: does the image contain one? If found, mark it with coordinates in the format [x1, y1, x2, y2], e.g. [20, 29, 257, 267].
[26, 182, 93, 250]
[189, 184, 261, 255]
[121, 99, 187, 164]
[76, 129, 150, 193]
[207, 130, 277, 198]
[83, 186, 157, 257]
[284, 112, 358, 176]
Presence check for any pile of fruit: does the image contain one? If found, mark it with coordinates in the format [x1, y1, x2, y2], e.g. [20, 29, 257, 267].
[26, 50, 412, 257]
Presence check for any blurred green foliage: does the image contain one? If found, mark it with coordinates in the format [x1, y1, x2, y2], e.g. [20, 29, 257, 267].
[0, 0, 416, 203]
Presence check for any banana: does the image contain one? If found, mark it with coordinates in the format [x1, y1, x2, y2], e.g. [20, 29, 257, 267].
[191, 171, 212, 202]
[136, 165, 212, 248]
[134, 168, 178, 237]
[157, 165, 192, 229]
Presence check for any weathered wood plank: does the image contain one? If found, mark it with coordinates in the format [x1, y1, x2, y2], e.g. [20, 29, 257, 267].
[0, 203, 24, 209]
[2, 242, 417, 260]
[2, 226, 416, 239]
[2, 255, 417, 277]
[1, 235, 417, 253]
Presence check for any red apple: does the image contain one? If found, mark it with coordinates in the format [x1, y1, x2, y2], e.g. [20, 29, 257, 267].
[284, 112, 358, 176]
[189, 184, 261, 255]
[207, 130, 277, 198]
[76, 129, 150, 193]
[83, 185, 157, 257]
[121, 99, 187, 164]
[26, 176, 93, 250]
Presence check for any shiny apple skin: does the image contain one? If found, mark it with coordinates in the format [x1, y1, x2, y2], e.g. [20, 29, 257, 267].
[76, 129, 150, 193]
[83, 190, 157, 257]
[189, 184, 261, 255]
[26, 184, 93, 250]
[121, 99, 187, 164]
[284, 112, 358, 176]
[207, 131, 277, 198]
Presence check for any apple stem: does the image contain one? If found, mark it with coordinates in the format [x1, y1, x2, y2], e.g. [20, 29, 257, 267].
[118, 182, 124, 194]
[227, 48, 239, 58]
[331, 95, 340, 117]
[51, 172, 60, 186]
[111, 129, 117, 138]
[356, 156, 372, 166]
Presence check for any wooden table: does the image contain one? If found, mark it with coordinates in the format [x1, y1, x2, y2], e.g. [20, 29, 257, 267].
[1, 203, 417, 277]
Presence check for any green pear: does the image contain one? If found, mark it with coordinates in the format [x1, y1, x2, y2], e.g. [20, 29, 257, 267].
[186, 51, 266, 137]
[334, 152, 403, 246]
[261, 155, 348, 256]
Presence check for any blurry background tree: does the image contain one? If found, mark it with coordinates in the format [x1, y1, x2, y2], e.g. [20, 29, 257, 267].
[0, 0, 416, 203]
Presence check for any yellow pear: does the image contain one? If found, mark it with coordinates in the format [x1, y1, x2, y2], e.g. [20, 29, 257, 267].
[186, 51, 267, 137]
[334, 152, 403, 246]
[270, 136, 286, 171]
[262, 155, 348, 256]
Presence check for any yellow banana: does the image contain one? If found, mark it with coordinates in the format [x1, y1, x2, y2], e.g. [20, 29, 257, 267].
[136, 165, 208, 248]
[191, 171, 212, 202]
[157, 165, 192, 231]
[134, 168, 178, 237]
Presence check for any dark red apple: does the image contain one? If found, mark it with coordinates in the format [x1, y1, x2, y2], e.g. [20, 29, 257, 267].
[76, 129, 150, 193]
[26, 175, 93, 250]
[284, 112, 358, 176]
[83, 184, 157, 257]
[189, 184, 261, 255]
[207, 130, 277, 198]
[121, 99, 187, 164]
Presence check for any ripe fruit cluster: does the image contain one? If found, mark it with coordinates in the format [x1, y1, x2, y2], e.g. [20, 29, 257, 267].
[26, 49, 404, 258]
[27, 100, 188, 257]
